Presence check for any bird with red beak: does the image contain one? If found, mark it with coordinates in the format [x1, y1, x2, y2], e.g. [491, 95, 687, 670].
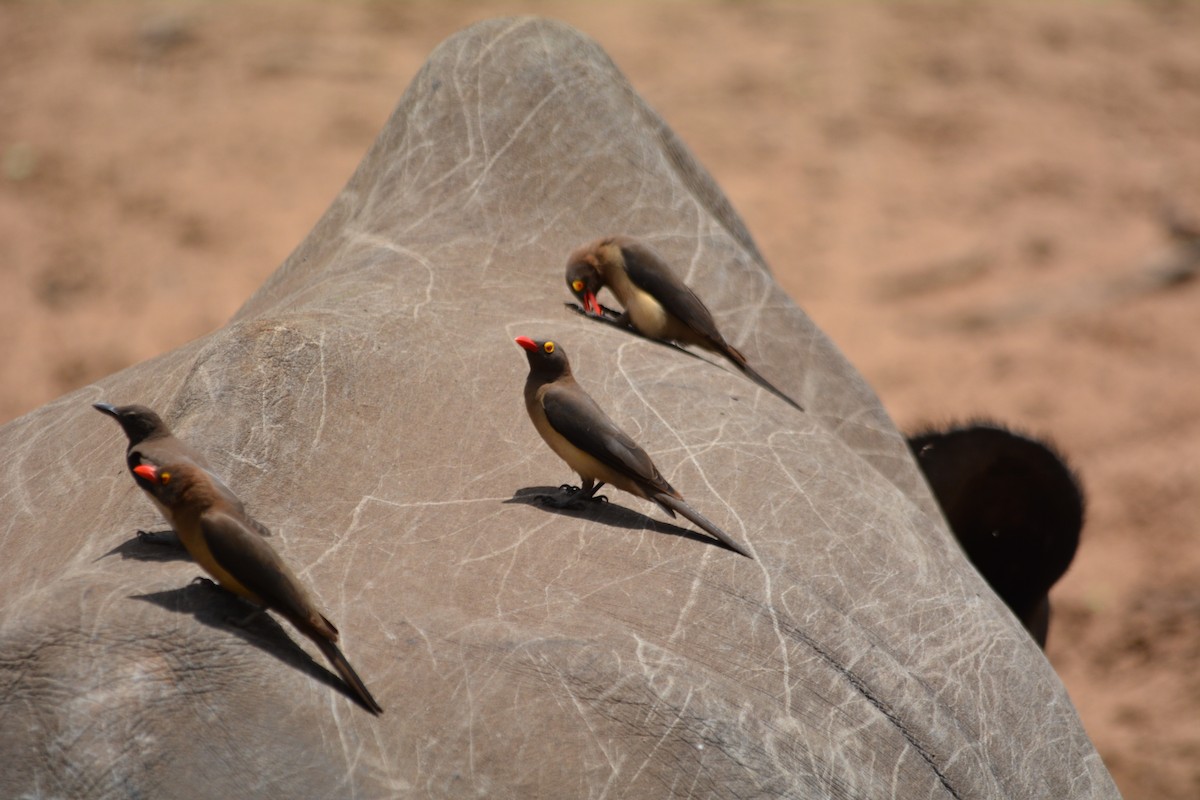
[129, 458, 384, 716]
[565, 235, 804, 412]
[515, 335, 752, 558]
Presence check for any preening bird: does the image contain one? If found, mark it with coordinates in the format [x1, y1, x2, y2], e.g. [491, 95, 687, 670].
[130, 459, 384, 715]
[94, 402, 270, 538]
[515, 335, 752, 558]
[565, 235, 804, 412]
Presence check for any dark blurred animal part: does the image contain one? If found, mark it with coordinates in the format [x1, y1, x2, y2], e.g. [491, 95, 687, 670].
[908, 421, 1084, 647]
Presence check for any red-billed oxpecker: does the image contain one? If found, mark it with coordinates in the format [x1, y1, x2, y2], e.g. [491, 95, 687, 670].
[128, 459, 384, 715]
[94, 402, 271, 539]
[515, 336, 752, 558]
[565, 236, 804, 412]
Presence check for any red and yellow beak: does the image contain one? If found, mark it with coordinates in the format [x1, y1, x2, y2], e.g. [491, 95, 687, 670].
[581, 290, 602, 316]
[133, 464, 158, 482]
[569, 277, 602, 316]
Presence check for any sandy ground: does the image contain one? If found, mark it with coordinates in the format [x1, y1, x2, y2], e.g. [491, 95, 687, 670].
[3, 2, 1199, 797]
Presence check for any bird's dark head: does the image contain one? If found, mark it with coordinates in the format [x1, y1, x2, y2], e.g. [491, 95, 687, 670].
[93, 403, 171, 445]
[515, 336, 571, 378]
[565, 258, 604, 315]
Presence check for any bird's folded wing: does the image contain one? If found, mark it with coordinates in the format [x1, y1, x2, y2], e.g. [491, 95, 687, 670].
[201, 510, 308, 615]
[541, 385, 671, 492]
[621, 240, 724, 343]
[205, 471, 273, 538]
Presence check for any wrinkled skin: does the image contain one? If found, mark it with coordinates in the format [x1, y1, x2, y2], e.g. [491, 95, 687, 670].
[0, 18, 1117, 800]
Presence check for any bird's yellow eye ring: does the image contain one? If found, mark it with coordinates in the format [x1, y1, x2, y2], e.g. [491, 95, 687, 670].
[571, 280, 585, 292]
[160, 471, 171, 485]
[544, 342, 555, 354]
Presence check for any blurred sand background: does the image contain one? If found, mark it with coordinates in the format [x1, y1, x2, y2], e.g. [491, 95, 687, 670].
[2, 2, 1198, 797]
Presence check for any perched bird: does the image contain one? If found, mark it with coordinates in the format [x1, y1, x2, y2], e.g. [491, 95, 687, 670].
[565, 235, 804, 412]
[130, 459, 384, 715]
[515, 335, 752, 558]
[94, 402, 270, 538]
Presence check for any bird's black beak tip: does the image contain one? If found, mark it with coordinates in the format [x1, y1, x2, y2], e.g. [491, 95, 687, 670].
[93, 402, 118, 417]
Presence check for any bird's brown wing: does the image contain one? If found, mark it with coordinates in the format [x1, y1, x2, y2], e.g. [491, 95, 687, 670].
[202, 511, 381, 714]
[199, 509, 319, 628]
[201, 469, 273, 537]
[541, 384, 674, 495]
[620, 240, 727, 347]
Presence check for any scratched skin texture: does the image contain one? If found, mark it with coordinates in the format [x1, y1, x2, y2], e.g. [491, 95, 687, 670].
[0, 18, 1118, 800]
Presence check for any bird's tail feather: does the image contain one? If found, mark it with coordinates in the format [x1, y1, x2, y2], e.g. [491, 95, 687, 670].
[654, 494, 753, 559]
[733, 357, 805, 413]
[316, 637, 384, 716]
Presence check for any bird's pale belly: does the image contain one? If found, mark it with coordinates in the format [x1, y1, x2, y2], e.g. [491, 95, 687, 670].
[604, 268, 670, 336]
[617, 283, 702, 346]
[527, 399, 644, 498]
[175, 519, 261, 603]
[624, 287, 671, 337]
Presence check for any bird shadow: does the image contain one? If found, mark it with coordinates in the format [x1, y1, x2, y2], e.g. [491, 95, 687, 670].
[563, 302, 709, 365]
[507, 485, 724, 551]
[96, 530, 192, 564]
[128, 581, 372, 712]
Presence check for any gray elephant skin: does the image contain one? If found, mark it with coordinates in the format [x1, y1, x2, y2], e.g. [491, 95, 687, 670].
[0, 17, 1118, 800]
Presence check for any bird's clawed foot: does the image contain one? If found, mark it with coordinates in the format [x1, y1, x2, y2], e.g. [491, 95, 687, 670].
[564, 302, 626, 326]
[136, 529, 179, 546]
[539, 484, 609, 509]
[190, 576, 220, 592]
[188, 577, 260, 626]
[593, 304, 623, 322]
[539, 485, 583, 509]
